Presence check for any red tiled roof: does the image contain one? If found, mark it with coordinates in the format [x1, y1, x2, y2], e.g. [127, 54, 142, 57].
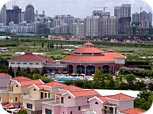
[61, 55, 115, 63]
[11, 76, 31, 82]
[10, 52, 51, 61]
[104, 51, 125, 59]
[3, 103, 14, 109]
[62, 85, 83, 91]
[0, 73, 10, 77]
[45, 81, 66, 87]
[19, 79, 44, 86]
[35, 84, 44, 90]
[71, 90, 99, 97]
[108, 93, 133, 100]
[84, 41, 93, 46]
[73, 47, 104, 53]
[98, 96, 108, 102]
[120, 108, 146, 114]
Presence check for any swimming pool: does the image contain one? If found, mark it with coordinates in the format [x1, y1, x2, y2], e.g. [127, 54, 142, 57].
[55, 77, 87, 81]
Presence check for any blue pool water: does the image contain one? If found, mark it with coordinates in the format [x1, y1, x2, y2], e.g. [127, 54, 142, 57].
[56, 77, 87, 81]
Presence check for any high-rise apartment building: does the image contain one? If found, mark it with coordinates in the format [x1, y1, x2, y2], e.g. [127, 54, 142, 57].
[132, 11, 152, 28]
[99, 16, 118, 36]
[25, 4, 35, 23]
[0, 4, 7, 25]
[114, 4, 131, 34]
[6, 6, 21, 25]
[85, 16, 99, 37]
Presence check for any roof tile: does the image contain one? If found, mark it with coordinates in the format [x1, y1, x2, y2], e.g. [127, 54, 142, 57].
[120, 108, 146, 114]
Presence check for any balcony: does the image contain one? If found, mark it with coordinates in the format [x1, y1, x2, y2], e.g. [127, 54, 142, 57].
[42, 100, 61, 106]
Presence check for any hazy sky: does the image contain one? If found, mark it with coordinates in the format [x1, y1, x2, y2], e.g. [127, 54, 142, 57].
[3, 0, 153, 18]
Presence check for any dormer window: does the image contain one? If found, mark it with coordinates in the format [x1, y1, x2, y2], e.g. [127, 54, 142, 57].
[95, 102, 98, 104]
[68, 96, 71, 99]
[16, 85, 18, 87]
[34, 89, 36, 91]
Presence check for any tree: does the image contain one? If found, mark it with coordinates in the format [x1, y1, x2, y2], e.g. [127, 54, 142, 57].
[126, 74, 135, 84]
[134, 91, 153, 110]
[32, 68, 40, 74]
[17, 109, 27, 114]
[16, 66, 22, 76]
[41, 42, 44, 48]
[8, 67, 15, 78]
[94, 69, 102, 81]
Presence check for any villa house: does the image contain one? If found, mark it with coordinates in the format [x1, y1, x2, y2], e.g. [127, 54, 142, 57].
[0, 76, 44, 110]
[22, 81, 66, 114]
[83, 93, 135, 114]
[42, 89, 99, 114]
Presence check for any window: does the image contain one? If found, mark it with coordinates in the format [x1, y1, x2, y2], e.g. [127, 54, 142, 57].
[0, 96, 1, 101]
[27, 103, 32, 109]
[78, 106, 81, 110]
[68, 96, 71, 99]
[95, 102, 98, 104]
[41, 92, 43, 99]
[45, 109, 52, 114]
[17, 63, 21, 65]
[16, 85, 18, 87]
[87, 98, 89, 103]
[48, 93, 51, 98]
[29, 63, 33, 65]
[61, 97, 64, 104]
[23, 63, 27, 65]
[70, 111, 72, 114]
[15, 97, 17, 101]
[34, 89, 36, 91]
[11, 62, 15, 64]
[45, 93, 47, 98]
[35, 63, 39, 65]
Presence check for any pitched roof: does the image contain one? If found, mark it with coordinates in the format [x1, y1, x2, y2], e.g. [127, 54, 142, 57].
[11, 76, 31, 82]
[62, 85, 83, 91]
[10, 52, 53, 61]
[3, 103, 14, 109]
[0, 73, 10, 77]
[45, 81, 66, 87]
[61, 55, 115, 63]
[120, 108, 146, 114]
[19, 79, 44, 86]
[73, 42, 104, 54]
[104, 51, 125, 59]
[71, 90, 99, 97]
[108, 93, 133, 100]
[98, 96, 108, 102]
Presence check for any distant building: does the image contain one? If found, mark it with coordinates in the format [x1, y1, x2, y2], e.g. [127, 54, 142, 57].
[6, 6, 21, 25]
[99, 16, 118, 36]
[132, 11, 152, 29]
[85, 16, 99, 37]
[114, 4, 131, 34]
[0, 4, 7, 25]
[25, 4, 35, 23]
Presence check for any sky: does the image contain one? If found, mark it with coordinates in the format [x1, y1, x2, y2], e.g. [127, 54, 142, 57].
[1, 0, 152, 18]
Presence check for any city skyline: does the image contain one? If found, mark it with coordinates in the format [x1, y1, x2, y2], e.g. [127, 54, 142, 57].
[4, 0, 152, 18]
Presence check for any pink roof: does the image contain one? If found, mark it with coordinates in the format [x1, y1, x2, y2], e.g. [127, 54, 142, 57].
[11, 76, 31, 82]
[104, 51, 125, 59]
[73, 47, 104, 53]
[0, 73, 10, 77]
[120, 108, 146, 114]
[98, 96, 108, 102]
[45, 81, 66, 87]
[61, 55, 115, 63]
[71, 90, 99, 97]
[108, 93, 133, 100]
[19, 79, 44, 86]
[73, 42, 104, 54]
[62, 85, 83, 91]
[10, 52, 53, 61]
[3, 103, 14, 109]
[35, 84, 44, 90]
